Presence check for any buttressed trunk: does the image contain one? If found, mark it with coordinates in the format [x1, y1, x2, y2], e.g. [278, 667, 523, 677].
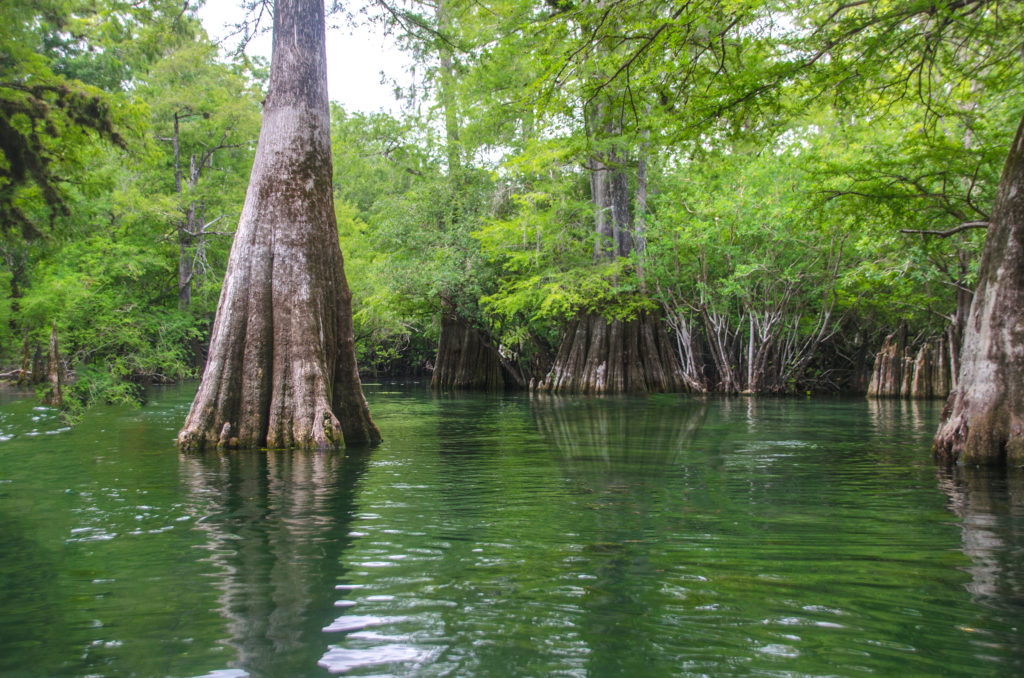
[177, 0, 380, 451]
[933, 111, 1024, 465]
[539, 145, 684, 395]
[431, 309, 507, 391]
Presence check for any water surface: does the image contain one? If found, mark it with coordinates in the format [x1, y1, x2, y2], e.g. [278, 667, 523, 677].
[1, 384, 1022, 676]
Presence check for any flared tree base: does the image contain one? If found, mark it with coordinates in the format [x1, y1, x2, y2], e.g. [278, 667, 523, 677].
[934, 397, 1024, 466]
[176, 0, 379, 453]
[933, 110, 1024, 466]
[536, 313, 686, 394]
[431, 314, 509, 391]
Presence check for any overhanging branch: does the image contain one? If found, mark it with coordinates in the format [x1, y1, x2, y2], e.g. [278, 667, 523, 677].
[900, 221, 989, 237]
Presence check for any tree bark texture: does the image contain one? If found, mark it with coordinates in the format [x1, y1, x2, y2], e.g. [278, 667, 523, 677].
[177, 0, 379, 451]
[867, 332, 952, 400]
[537, 313, 686, 394]
[589, 154, 633, 262]
[934, 112, 1024, 465]
[431, 312, 508, 391]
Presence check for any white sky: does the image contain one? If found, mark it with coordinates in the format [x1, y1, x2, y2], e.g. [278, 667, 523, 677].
[198, 2, 411, 115]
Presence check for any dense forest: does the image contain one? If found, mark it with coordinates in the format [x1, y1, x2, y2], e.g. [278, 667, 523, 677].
[2, 0, 1022, 458]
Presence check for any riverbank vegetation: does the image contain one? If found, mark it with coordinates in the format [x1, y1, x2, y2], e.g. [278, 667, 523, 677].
[2, 0, 1021, 457]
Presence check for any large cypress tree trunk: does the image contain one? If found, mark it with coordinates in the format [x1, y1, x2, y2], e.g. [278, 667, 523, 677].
[540, 146, 685, 395]
[537, 312, 685, 394]
[431, 301, 508, 390]
[177, 0, 379, 451]
[933, 112, 1024, 465]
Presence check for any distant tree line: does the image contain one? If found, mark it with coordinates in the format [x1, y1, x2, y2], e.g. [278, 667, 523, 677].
[2, 0, 1022, 461]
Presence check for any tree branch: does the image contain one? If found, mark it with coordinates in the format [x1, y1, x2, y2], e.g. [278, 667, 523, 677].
[900, 221, 989, 237]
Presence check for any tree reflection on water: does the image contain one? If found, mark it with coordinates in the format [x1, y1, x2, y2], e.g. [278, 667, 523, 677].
[179, 449, 370, 678]
[531, 395, 710, 677]
[938, 466, 1024, 601]
[936, 465, 1024, 676]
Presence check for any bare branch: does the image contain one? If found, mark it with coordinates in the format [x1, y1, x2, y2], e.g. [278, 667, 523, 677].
[900, 221, 989, 237]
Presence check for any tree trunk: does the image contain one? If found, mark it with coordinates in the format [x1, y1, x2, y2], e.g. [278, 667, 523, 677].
[431, 312, 514, 391]
[431, 309, 507, 391]
[30, 341, 43, 385]
[934, 112, 1024, 465]
[178, 199, 195, 311]
[537, 313, 685, 394]
[910, 343, 933, 399]
[42, 320, 62, 407]
[869, 332, 951, 400]
[17, 329, 33, 386]
[544, 128, 675, 394]
[867, 329, 908, 398]
[173, 110, 194, 312]
[934, 334, 951, 397]
[177, 0, 379, 452]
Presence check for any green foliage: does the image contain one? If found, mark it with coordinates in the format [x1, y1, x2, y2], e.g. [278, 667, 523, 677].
[19, 232, 202, 379]
[330, 101, 506, 372]
[476, 167, 614, 322]
[0, 0, 193, 236]
[648, 147, 837, 309]
[330, 106, 443, 372]
[0, 1, 262, 414]
[0, 0, 1020, 410]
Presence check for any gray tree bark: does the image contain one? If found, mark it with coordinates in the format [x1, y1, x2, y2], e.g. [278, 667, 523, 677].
[934, 111, 1024, 465]
[541, 97, 682, 394]
[177, 0, 380, 451]
[431, 305, 507, 391]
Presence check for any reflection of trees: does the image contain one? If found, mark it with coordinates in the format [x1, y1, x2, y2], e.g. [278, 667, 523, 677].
[179, 450, 369, 678]
[866, 397, 929, 435]
[937, 466, 1024, 601]
[937, 466, 1024, 674]
[531, 395, 708, 676]
[532, 395, 707, 478]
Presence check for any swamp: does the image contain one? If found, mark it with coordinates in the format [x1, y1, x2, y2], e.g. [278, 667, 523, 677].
[4, 0, 1024, 674]
[2, 383, 1024, 676]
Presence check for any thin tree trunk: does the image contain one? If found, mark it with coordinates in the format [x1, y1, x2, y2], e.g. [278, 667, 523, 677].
[179, 199, 195, 311]
[31, 342, 43, 385]
[178, 0, 379, 451]
[17, 329, 32, 386]
[42, 320, 62, 407]
[173, 111, 192, 311]
[934, 111, 1024, 465]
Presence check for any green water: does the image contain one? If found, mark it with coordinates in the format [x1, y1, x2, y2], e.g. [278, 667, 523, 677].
[1, 384, 1023, 677]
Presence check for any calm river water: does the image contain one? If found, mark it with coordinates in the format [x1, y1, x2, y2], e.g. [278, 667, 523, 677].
[1, 382, 1023, 677]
